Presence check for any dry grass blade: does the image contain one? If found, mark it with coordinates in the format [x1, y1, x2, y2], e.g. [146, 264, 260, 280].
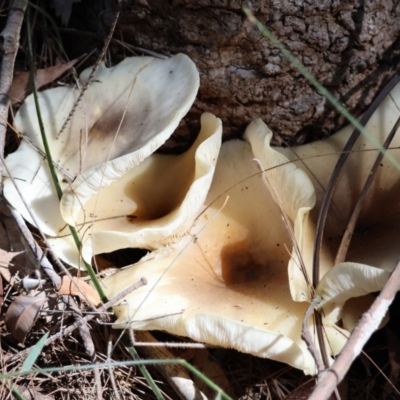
[335, 114, 400, 264]
[106, 338, 121, 400]
[0, 268, 3, 308]
[64, 295, 103, 399]
[301, 299, 324, 374]
[312, 71, 400, 287]
[310, 72, 400, 371]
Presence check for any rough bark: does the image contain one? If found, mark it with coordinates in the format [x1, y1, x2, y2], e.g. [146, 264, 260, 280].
[0, 0, 27, 187]
[117, 0, 400, 145]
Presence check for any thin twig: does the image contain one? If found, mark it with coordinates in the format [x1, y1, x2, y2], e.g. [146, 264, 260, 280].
[335, 115, 400, 264]
[309, 259, 400, 400]
[107, 338, 121, 400]
[57, 2, 121, 137]
[310, 73, 400, 368]
[301, 298, 325, 373]
[67, 295, 102, 400]
[8, 205, 61, 289]
[6, 277, 147, 364]
[0, 0, 28, 192]
[312, 72, 400, 287]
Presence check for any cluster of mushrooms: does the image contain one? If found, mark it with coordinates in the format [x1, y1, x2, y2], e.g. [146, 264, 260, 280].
[5, 54, 400, 374]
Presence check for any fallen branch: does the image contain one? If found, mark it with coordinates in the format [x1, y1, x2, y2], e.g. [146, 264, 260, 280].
[309, 259, 400, 400]
[301, 298, 324, 373]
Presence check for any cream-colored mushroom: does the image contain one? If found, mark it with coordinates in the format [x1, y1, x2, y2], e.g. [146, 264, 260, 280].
[62, 112, 222, 264]
[7, 51, 400, 375]
[103, 86, 400, 374]
[276, 81, 400, 300]
[4, 54, 205, 266]
[103, 123, 326, 374]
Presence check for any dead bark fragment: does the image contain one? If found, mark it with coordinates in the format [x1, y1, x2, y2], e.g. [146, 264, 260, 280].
[0, 0, 28, 188]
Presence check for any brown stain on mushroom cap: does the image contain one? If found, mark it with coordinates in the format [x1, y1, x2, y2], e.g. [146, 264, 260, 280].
[221, 240, 273, 286]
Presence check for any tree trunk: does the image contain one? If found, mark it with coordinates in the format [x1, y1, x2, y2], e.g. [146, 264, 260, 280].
[118, 0, 400, 145]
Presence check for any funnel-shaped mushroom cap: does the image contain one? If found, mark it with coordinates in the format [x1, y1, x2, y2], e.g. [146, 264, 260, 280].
[103, 122, 325, 374]
[244, 120, 318, 303]
[4, 54, 199, 240]
[276, 81, 400, 277]
[8, 111, 221, 267]
[62, 112, 222, 264]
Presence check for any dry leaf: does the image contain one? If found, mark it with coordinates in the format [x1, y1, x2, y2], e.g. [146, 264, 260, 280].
[58, 276, 101, 307]
[14, 385, 55, 400]
[9, 59, 78, 104]
[0, 248, 23, 267]
[0, 198, 39, 279]
[0, 248, 24, 282]
[5, 293, 48, 343]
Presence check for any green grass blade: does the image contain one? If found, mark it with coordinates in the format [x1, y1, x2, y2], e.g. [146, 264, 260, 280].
[27, 1, 65, 56]
[1, 357, 233, 400]
[182, 361, 233, 400]
[127, 346, 165, 400]
[26, 6, 62, 200]
[25, 5, 107, 301]
[5, 380, 25, 400]
[21, 332, 49, 372]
